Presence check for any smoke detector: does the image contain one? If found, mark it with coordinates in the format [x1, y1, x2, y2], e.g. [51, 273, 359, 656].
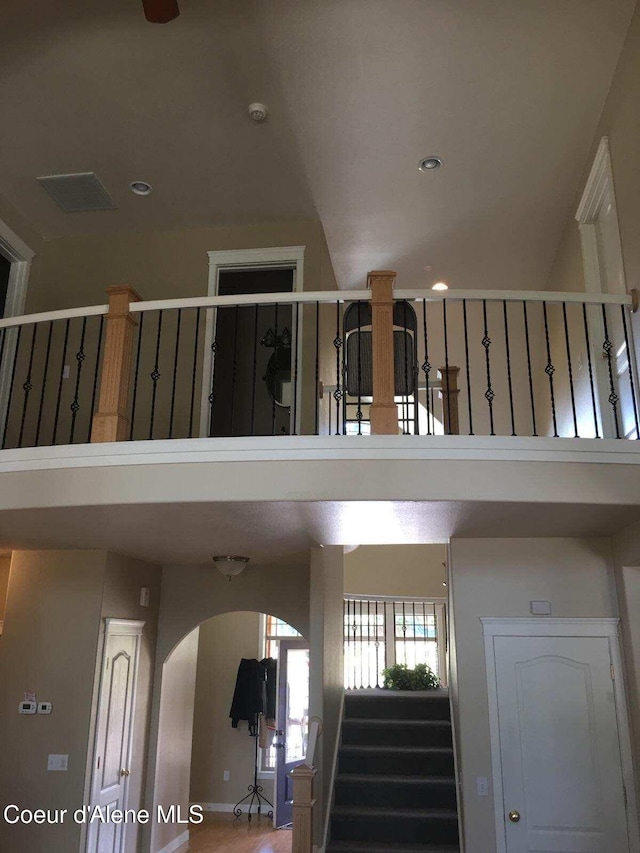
[248, 103, 268, 122]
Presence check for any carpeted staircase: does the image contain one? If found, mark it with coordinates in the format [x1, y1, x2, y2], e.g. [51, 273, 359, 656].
[326, 689, 459, 853]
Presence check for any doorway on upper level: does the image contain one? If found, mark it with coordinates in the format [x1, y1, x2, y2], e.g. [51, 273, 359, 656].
[201, 247, 305, 438]
[576, 137, 638, 439]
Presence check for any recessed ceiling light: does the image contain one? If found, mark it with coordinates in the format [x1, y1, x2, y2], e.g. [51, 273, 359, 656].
[432, 282, 448, 291]
[129, 181, 153, 196]
[418, 156, 442, 172]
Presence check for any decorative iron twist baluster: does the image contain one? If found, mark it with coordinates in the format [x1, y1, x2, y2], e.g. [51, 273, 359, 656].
[482, 300, 495, 435]
[542, 302, 558, 437]
[601, 304, 620, 438]
[69, 316, 87, 444]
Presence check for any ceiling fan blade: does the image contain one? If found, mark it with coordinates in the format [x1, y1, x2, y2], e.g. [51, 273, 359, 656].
[142, 0, 180, 23]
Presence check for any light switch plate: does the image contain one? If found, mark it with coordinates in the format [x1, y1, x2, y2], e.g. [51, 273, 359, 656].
[140, 587, 150, 607]
[476, 776, 489, 797]
[530, 600, 552, 615]
[48, 754, 68, 771]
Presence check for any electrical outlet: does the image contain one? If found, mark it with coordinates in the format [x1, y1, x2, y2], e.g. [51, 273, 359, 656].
[476, 776, 489, 797]
[140, 587, 150, 607]
[48, 754, 68, 771]
[62, 365, 70, 380]
[223, 770, 230, 782]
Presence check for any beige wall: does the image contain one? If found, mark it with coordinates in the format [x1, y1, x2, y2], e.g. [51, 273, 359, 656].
[151, 627, 199, 853]
[0, 189, 43, 258]
[190, 611, 275, 808]
[0, 554, 10, 621]
[26, 219, 337, 313]
[309, 546, 344, 847]
[0, 550, 106, 852]
[344, 544, 446, 598]
[448, 537, 619, 853]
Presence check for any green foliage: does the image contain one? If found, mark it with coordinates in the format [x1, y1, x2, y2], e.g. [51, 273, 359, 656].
[382, 662, 440, 691]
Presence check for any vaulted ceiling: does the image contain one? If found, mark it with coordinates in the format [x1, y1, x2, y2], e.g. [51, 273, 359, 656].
[0, 0, 636, 289]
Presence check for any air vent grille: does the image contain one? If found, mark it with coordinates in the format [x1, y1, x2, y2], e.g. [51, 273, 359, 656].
[36, 172, 117, 212]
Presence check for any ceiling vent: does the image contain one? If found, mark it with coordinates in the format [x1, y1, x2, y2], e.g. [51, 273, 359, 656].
[36, 172, 117, 212]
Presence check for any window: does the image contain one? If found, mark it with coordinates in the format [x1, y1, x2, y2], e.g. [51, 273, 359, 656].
[343, 598, 446, 690]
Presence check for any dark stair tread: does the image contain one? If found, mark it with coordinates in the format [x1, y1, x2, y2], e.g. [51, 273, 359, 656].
[337, 773, 455, 785]
[327, 845, 459, 853]
[343, 718, 451, 726]
[327, 844, 459, 853]
[332, 806, 458, 820]
[340, 745, 453, 754]
[346, 689, 449, 697]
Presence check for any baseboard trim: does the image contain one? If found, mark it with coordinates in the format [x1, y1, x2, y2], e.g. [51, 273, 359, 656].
[156, 829, 189, 853]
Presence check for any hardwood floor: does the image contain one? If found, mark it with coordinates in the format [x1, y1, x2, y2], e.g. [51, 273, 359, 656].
[176, 812, 292, 853]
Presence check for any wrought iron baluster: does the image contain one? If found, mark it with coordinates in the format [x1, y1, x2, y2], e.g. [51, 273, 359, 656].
[402, 300, 410, 434]
[149, 310, 164, 440]
[188, 308, 201, 439]
[462, 299, 473, 435]
[422, 601, 428, 667]
[334, 301, 343, 435]
[37, 321, 54, 446]
[250, 304, 259, 437]
[402, 601, 407, 661]
[69, 316, 87, 444]
[482, 300, 495, 435]
[87, 316, 104, 443]
[366, 599, 371, 688]
[411, 601, 417, 667]
[374, 600, 380, 688]
[502, 301, 516, 436]
[18, 324, 38, 448]
[601, 304, 620, 438]
[230, 305, 239, 436]
[357, 301, 363, 435]
[292, 302, 300, 435]
[562, 303, 578, 437]
[582, 304, 599, 438]
[522, 301, 537, 436]
[271, 304, 278, 435]
[314, 301, 320, 435]
[359, 599, 364, 689]
[51, 320, 69, 446]
[208, 333, 219, 437]
[421, 299, 431, 435]
[443, 299, 452, 434]
[542, 302, 558, 437]
[621, 306, 640, 439]
[130, 312, 145, 440]
[168, 308, 182, 439]
[352, 599, 357, 690]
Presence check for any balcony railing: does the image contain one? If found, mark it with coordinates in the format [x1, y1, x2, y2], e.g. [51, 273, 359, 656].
[0, 272, 637, 450]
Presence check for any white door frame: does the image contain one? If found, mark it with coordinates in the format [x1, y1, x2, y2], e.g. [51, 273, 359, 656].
[87, 618, 145, 853]
[200, 246, 305, 438]
[576, 136, 636, 437]
[482, 617, 639, 853]
[0, 219, 35, 443]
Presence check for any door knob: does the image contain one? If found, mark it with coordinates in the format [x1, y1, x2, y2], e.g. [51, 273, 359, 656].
[508, 810, 520, 823]
[121, 769, 131, 777]
[274, 742, 285, 750]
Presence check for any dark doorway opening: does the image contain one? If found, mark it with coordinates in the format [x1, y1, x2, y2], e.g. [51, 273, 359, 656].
[0, 253, 10, 318]
[209, 268, 294, 437]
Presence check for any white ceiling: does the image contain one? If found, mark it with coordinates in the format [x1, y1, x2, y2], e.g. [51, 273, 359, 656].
[0, 499, 638, 565]
[0, 0, 636, 290]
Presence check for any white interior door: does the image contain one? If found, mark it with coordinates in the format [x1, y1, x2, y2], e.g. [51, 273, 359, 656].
[87, 619, 143, 853]
[493, 634, 629, 853]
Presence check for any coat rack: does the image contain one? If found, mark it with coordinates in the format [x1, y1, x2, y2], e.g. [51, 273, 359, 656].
[233, 731, 273, 821]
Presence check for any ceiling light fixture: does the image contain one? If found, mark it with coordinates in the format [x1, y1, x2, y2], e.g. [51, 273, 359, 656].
[432, 282, 448, 291]
[213, 555, 249, 580]
[418, 156, 442, 172]
[129, 181, 153, 196]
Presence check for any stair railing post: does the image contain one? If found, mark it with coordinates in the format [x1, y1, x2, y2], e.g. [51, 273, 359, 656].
[367, 270, 398, 434]
[439, 365, 460, 435]
[91, 285, 142, 443]
[290, 763, 317, 853]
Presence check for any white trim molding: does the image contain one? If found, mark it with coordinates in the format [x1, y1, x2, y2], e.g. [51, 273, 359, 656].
[104, 618, 146, 637]
[481, 617, 640, 853]
[155, 829, 189, 853]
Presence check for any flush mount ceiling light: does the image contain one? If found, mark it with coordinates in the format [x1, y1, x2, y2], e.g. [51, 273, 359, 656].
[213, 555, 249, 580]
[418, 156, 442, 172]
[432, 282, 448, 291]
[129, 181, 153, 196]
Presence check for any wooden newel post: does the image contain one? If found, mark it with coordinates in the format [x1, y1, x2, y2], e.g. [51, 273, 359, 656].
[367, 270, 398, 435]
[91, 285, 142, 443]
[290, 763, 317, 853]
[438, 365, 460, 435]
